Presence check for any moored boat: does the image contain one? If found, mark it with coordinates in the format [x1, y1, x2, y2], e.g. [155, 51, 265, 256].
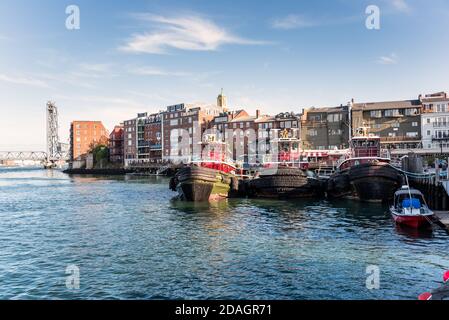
[246, 129, 324, 199]
[246, 166, 323, 199]
[169, 134, 237, 201]
[390, 186, 434, 229]
[327, 127, 404, 202]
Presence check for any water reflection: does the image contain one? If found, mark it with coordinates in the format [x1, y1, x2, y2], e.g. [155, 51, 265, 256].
[0, 168, 448, 300]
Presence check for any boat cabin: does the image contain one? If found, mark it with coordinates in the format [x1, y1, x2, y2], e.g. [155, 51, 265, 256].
[262, 129, 309, 169]
[393, 187, 427, 210]
[193, 134, 236, 173]
[351, 127, 381, 158]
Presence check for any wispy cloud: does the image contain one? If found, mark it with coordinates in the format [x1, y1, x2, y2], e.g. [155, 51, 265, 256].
[377, 53, 399, 65]
[272, 14, 315, 30]
[0, 74, 50, 88]
[120, 14, 268, 54]
[70, 63, 115, 79]
[391, 0, 410, 12]
[128, 66, 191, 77]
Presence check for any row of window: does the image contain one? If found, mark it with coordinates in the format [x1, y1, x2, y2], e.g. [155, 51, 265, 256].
[369, 108, 419, 118]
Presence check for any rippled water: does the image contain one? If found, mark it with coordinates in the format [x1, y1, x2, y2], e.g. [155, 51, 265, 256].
[0, 167, 448, 300]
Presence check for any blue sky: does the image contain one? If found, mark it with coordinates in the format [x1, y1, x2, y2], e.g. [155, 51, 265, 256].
[1, 0, 449, 150]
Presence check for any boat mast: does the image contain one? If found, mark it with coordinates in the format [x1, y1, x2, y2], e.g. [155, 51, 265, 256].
[348, 99, 353, 143]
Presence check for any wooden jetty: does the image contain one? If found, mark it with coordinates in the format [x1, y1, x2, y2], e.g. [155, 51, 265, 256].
[434, 211, 449, 231]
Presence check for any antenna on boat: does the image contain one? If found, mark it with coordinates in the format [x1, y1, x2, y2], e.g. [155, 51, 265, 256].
[348, 99, 353, 143]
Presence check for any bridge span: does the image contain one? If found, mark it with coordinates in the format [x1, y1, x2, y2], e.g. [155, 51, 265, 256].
[0, 151, 48, 162]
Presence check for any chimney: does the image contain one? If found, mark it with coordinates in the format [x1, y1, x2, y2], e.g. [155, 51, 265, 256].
[256, 109, 260, 118]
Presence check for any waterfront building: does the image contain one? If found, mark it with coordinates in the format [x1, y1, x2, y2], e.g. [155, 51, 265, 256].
[109, 124, 124, 164]
[162, 102, 224, 163]
[256, 112, 301, 164]
[211, 109, 259, 165]
[70, 121, 109, 161]
[351, 99, 422, 150]
[300, 105, 350, 150]
[123, 117, 137, 166]
[144, 113, 163, 163]
[420, 92, 449, 152]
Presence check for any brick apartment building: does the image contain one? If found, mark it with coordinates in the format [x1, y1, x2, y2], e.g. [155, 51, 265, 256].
[162, 103, 224, 163]
[211, 109, 259, 164]
[109, 124, 124, 164]
[144, 113, 162, 162]
[351, 99, 422, 150]
[70, 121, 109, 161]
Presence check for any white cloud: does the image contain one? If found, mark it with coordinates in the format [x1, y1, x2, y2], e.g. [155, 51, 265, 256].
[0, 74, 50, 88]
[128, 66, 191, 77]
[272, 14, 315, 30]
[120, 14, 268, 54]
[377, 53, 399, 65]
[391, 0, 410, 12]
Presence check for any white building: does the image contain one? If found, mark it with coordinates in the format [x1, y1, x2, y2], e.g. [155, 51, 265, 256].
[421, 92, 449, 151]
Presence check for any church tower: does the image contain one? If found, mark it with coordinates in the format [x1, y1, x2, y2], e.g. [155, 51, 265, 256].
[217, 88, 227, 109]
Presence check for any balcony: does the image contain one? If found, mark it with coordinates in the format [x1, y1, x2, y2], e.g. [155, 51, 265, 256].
[432, 134, 449, 141]
[381, 136, 421, 142]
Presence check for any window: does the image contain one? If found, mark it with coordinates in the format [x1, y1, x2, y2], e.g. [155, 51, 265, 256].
[405, 108, 419, 116]
[384, 109, 400, 117]
[308, 129, 318, 136]
[329, 129, 342, 135]
[427, 118, 431, 124]
[437, 104, 447, 112]
[392, 121, 400, 128]
[328, 113, 343, 122]
[370, 110, 382, 118]
[170, 119, 178, 126]
[406, 132, 418, 138]
[427, 130, 431, 136]
[412, 122, 418, 127]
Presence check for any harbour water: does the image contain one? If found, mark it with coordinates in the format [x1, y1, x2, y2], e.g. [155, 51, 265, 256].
[0, 167, 448, 300]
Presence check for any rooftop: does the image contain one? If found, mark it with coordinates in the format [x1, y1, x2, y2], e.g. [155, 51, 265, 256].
[352, 100, 421, 111]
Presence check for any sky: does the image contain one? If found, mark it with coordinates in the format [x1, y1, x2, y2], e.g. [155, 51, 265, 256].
[1, 0, 449, 150]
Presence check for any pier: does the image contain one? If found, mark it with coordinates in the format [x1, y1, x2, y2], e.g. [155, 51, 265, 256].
[434, 211, 449, 231]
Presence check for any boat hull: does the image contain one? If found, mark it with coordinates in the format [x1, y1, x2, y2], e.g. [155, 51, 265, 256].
[328, 162, 403, 202]
[247, 167, 324, 199]
[171, 166, 231, 201]
[391, 212, 432, 229]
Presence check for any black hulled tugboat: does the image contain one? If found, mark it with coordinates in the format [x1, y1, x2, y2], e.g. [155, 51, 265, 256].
[170, 135, 236, 202]
[327, 127, 404, 202]
[247, 129, 324, 199]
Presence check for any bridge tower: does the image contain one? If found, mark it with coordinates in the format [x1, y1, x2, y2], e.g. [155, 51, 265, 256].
[45, 101, 60, 168]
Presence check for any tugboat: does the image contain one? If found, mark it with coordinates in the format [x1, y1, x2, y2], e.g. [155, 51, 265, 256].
[390, 186, 434, 229]
[169, 135, 237, 201]
[246, 129, 324, 199]
[327, 127, 404, 202]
